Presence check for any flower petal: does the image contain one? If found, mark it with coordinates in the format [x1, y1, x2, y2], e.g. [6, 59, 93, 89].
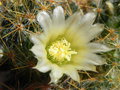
[88, 43, 112, 53]
[79, 12, 96, 26]
[37, 65, 51, 73]
[76, 64, 96, 72]
[72, 55, 97, 71]
[46, 6, 66, 41]
[66, 12, 83, 29]
[70, 13, 96, 34]
[63, 65, 80, 82]
[30, 44, 47, 58]
[34, 62, 51, 73]
[65, 13, 98, 49]
[68, 24, 104, 45]
[37, 11, 52, 31]
[65, 13, 83, 43]
[65, 26, 88, 50]
[85, 53, 106, 65]
[73, 13, 102, 42]
[86, 24, 104, 41]
[30, 34, 41, 45]
[50, 65, 63, 83]
[53, 6, 65, 26]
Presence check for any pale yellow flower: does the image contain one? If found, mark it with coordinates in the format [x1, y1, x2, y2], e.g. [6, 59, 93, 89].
[30, 6, 111, 83]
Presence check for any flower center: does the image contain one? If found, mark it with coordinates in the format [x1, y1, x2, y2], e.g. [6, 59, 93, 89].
[47, 38, 77, 65]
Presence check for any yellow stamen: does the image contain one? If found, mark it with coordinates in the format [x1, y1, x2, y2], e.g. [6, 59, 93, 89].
[48, 38, 77, 64]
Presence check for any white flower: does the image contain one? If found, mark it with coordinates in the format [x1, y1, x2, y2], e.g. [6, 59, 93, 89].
[30, 6, 111, 83]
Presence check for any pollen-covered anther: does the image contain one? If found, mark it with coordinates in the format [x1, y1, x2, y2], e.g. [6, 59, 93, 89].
[48, 39, 77, 62]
